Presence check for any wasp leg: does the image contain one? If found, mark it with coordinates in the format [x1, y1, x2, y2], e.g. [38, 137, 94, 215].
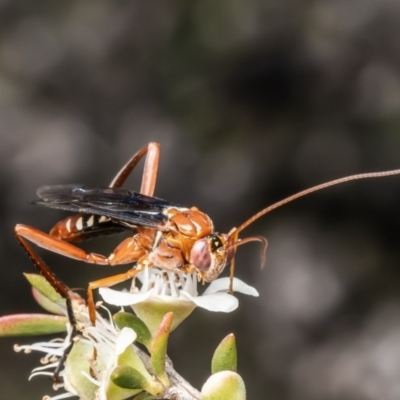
[15, 224, 109, 264]
[87, 268, 141, 325]
[15, 224, 151, 265]
[228, 231, 239, 295]
[138, 142, 160, 196]
[15, 225, 153, 325]
[110, 142, 160, 195]
[15, 235, 78, 383]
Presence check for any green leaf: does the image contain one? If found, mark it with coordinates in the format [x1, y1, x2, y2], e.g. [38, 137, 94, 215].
[0, 314, 67, 336]
[211, 333, 237, 374]
[24, 273, 65, 305]
[113, 312, 152, 348]
[111, 365, 147, 390]
[64, 341, 98, 400]
[31, 288, 65, 315]
[110, 365, 164, 397]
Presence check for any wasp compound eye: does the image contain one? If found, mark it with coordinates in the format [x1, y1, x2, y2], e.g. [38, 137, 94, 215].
[190, 238, 212, 271]
[209, 234, 224, 252]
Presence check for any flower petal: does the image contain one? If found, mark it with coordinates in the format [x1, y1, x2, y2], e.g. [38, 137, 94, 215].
[99, 288, 154, 306]
[181, 291, 238, 312]
[115, 327, 136, 355]
[203, 277, 259, 297]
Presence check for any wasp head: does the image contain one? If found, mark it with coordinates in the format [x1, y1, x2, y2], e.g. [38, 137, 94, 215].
[189, 234, 235, 281]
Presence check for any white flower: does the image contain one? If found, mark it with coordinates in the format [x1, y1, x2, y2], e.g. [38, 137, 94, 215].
[99, 267, 259, 333]
[201, 370, 246, 400]
[14, 305, 138, 400]
[78, 307, 138, 400]
[14, 315, 81, 400]
[100, 267, 259, 312]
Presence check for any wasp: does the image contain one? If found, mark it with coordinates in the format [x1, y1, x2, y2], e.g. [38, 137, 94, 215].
[15, 142, 400, 325]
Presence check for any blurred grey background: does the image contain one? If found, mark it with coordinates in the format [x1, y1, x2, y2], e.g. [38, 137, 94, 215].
[1, 1, 400, 399]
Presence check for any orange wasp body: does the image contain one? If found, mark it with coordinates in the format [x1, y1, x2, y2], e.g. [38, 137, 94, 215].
[15, 142, 400, 324]
[15, 143, 243, 323]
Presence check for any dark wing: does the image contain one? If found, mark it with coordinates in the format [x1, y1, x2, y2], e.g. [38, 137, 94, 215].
[35, 185, 180, 230]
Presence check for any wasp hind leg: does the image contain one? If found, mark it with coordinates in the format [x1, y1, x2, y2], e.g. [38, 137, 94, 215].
[15, 235, 78, 383]
[110, 141, 160, 195]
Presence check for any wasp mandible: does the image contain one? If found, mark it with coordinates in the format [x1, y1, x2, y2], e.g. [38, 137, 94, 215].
[15, 142, 400, 324]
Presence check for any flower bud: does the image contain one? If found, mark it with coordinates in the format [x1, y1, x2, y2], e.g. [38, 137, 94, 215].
[201, 371, 246, 400]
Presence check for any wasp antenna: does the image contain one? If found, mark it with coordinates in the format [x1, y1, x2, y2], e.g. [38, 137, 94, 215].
[236, 168, 400, 234]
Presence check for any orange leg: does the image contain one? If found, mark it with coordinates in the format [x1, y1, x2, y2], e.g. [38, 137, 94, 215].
[229, 231, 239, 295]
[109, 141, 160, 194]
[15, 224, 150, 266]
[15, 235, 77, 382]
[15, 235, 73, 306]
[15, 224, 109, 264]
[87, 268, 142, 323]
[15, 224, 152, 325]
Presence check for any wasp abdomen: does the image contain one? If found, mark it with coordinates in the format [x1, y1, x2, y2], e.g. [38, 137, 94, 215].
[50, 214, 125, 242]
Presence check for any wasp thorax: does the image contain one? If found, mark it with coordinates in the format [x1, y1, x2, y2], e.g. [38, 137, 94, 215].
[190, 234, 230, 281]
